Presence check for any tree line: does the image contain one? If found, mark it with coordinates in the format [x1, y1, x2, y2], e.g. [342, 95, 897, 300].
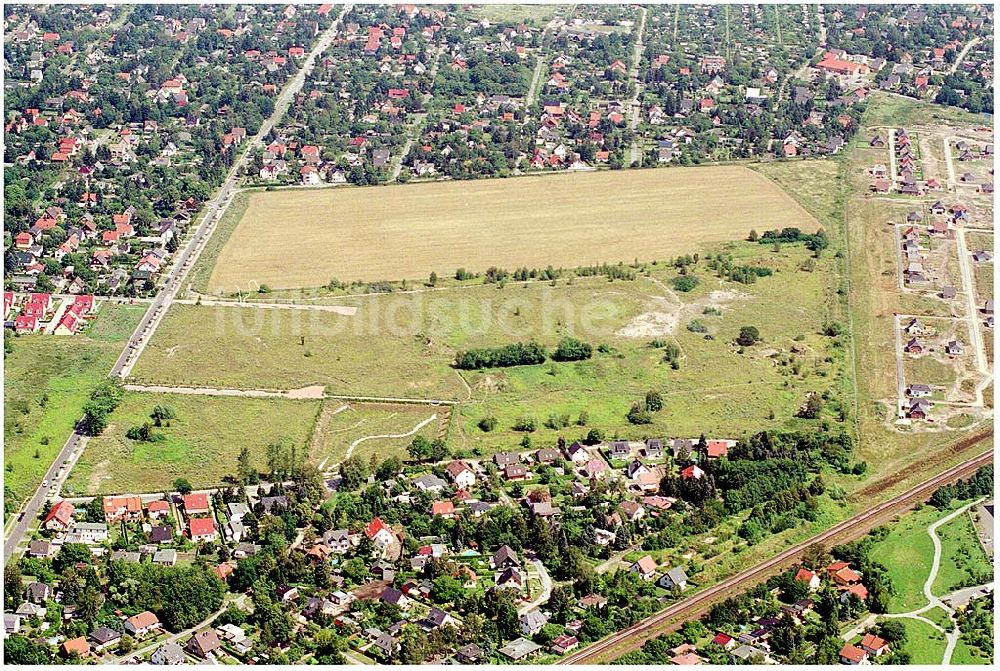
[454, 337, 594, 370]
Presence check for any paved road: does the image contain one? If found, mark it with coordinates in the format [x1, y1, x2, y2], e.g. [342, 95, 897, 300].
[955, 228, 989, 389]
[519, 558, 553, 615]
[2, 7, 353, 567]
[943, 135, 958, 187]
[557, 449, 993, 663]
[627, 7, 647, 166]
[941, 582, 993, 610]
[3, 430, 86, 562]
[892, 315, 906, 415]
[949, 37, 982, 75]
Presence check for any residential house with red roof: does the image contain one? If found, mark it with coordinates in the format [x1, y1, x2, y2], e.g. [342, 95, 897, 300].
[44, 500, 75, 530]
[182, 493, 210, 515]
[839, 644, 868, 665]
[102, 495, 143, 522]
[189, 517, 217, 542]
[859, 633, 890, 657]
[794, 568, 821, 591]
[124, 611, 161, 638]
[630, 555, 658, 581]
[366, 517, 395, 549]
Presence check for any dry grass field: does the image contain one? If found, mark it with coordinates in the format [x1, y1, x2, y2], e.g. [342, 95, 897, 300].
[206, 167, 821, 292]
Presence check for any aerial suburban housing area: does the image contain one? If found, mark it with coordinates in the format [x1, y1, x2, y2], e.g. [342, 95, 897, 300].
[1, 2, 994, 667]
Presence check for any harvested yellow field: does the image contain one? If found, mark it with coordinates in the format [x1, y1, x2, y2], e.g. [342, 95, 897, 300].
[208, 166, 821, 291]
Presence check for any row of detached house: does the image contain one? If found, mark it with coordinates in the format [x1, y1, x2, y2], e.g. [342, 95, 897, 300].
[664, 560, 877, 665]
[8, 200, 189, 296]
[5, 292, 96, 335]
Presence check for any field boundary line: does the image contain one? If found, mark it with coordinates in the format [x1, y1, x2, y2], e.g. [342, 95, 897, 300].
[123, 383, 458, 406]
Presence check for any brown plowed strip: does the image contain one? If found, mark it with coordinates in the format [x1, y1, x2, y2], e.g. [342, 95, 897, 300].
[851, 427, 993, 501]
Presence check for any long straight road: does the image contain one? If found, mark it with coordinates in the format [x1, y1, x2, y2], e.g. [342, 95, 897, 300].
[3, 6, 353, 566]
[628, 7, 648, 166]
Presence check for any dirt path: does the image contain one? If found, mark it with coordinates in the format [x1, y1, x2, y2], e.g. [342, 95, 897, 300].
[525, 8, 569, 108]
[310, 403, 350, 464]
[337, 413, 438, 464]
[123, 383, 457, 406]
[176, 297, 357, 315]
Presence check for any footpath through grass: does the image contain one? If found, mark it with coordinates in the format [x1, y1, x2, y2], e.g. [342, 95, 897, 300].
[868, 504, 942, 613]
[868, 499, 990, 614]
[931, 509, 993, 596]
[3, 304, 144, 514]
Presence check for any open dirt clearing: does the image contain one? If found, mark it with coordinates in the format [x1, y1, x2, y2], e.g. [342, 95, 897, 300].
[207, 166, 821, 291]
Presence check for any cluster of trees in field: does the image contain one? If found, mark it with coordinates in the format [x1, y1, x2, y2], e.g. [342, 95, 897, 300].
[929, 465, 993, 508]
[754, 227, 830, 253]
[448, 261, 645, 287]
[453, 341, 547, 369]
[454, 337, 594, 369]
[625, 389, 664, 425]
[125, 404, 178, 442]
[705, 253, 775, 285]
[81, 380, 125, 436]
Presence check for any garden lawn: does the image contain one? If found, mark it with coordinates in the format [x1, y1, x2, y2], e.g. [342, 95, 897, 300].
[921, 606, 954, 631]
[3, 304, 144, 513]
[62, 392, 321, 495]
[950, 638, 992, 665]
[901, 617, 947, 664]
[868, 505, 939, 613]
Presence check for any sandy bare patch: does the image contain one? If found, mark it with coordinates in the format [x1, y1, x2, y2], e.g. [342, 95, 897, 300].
[616, 287, 748, 339]
[287, 384, 326, 399]
[87, 460, 111, 495]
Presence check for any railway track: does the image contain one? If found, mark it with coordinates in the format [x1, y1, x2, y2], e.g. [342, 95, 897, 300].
[558, 447, 994, 664]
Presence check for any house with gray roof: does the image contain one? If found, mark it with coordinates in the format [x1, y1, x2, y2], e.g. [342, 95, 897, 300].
[659, 566, 690, 591]
[499, 637, 542, 661]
